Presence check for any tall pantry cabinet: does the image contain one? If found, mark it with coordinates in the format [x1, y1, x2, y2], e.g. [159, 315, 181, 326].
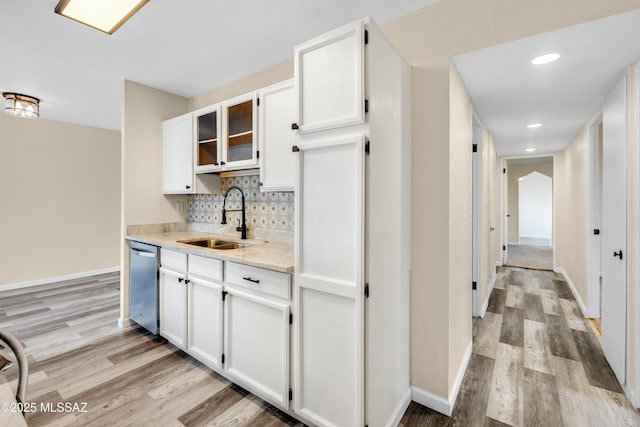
[292, 18, 411, 427]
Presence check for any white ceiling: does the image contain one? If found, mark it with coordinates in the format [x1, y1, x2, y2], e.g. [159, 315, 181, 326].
[0, 0, 439, 131]
[453, 10, 640, 157]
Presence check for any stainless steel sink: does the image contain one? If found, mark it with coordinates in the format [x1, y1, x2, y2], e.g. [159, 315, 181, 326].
[177, 238, 253, 250]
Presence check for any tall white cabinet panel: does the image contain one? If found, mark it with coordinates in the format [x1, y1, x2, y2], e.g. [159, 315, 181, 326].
[294, 136, 365, 427]
[258, 80, 296, 191]
[224, 288, 290, 407]
[294, 20, 365, 133]
[188, 277, 223, 369]
[163, 113, 194, 194]
[159, 267, 188, 349]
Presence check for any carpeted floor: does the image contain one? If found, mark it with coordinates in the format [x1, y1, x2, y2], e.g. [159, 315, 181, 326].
[505, 244, 553, 270]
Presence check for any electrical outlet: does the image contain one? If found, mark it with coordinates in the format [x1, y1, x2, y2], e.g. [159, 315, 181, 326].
[176, 202, 184, 213]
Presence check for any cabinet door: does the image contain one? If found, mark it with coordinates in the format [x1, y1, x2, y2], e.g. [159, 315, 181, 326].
[258, 80, 296, 192]
[194, 104, 223, 173]
[294, 20, 365, 133]
[188, 277, 223, 369]
[222, 93, 258, 169]
[293, 135, 365, 426]
[224, 287, 290, 408]
[159, 267, 188, 348]
[162, 114, 194, 194]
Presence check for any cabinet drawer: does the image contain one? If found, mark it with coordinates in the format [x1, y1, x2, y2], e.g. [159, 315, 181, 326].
[225, 262, 290, 300]
[161, 248, 187, 272]
[189, 254, 223, 282]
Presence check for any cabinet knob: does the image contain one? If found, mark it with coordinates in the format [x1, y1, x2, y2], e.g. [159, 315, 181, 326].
[258, 181, 263, 187]
[178, 277, 184, 283]
[220, 161, 226, 166]
[214, 162, 219, 166]
[184, 279, 191, 284]
[185, 185, 191, 190]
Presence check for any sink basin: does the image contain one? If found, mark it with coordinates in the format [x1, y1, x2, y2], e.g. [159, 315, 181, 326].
[178, 238, 253, 250]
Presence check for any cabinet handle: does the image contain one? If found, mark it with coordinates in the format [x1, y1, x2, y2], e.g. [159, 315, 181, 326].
[242, 277, 260, 284]
[291, 123, 299, 130]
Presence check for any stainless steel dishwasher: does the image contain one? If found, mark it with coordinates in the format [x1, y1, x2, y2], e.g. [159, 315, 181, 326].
[129, 241, 160, 334]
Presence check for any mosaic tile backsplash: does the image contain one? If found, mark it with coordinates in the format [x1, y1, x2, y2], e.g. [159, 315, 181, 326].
[188, 174, 294, 231]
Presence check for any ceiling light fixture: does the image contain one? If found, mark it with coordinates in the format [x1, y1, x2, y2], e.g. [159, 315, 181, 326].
[527, 123, 542, 128]
[525, 148, 536, 152]
[3, 93, 40, 119]
[55, 0, 149, 35]
[531, 53, 560, 65]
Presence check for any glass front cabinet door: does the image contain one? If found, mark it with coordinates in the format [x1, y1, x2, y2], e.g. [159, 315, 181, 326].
[194, 104, 222, 173]
[222, 93, 258, 169]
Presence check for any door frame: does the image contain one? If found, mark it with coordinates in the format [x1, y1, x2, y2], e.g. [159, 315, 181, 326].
[499, 155, 557, 270]
[586, 112, 603, 319]
[632, 63, 640, 407]
[472, 112, 482, 317]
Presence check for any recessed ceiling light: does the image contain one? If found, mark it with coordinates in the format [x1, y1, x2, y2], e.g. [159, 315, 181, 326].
[525, 148, 536, 152]
[527, 123, 542, 128]
[531, 53, 560, 65]
[55, 0, 149, 35]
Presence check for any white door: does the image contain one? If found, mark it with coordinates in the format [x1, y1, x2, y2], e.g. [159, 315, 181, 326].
[224, 287, 290, 408]
[188, 277, 223, 369]
[294, 20, 365, 133]
[258, 80, 296, 191]
[293, 135, 365, 427]
[601, 75, 628, 384]
[162, 114, 194, 194]
[159, 267, 187, 349]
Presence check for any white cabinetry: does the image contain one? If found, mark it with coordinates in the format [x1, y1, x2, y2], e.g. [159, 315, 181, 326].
[258, 80, 296, 191]
[159, 268, 188, 348]
[194, 104, 222, 173]
[162, 114, 194, 194]
[162, 113, 220, 195]
[294, 20, 365, 133]
[223, 262, 291, 408]
[293, 18, 411, 427]
[159, 249, 224, 370]
[222, 93, 258, 170]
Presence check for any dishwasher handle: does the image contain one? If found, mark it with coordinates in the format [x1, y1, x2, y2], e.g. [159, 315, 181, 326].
[131, 249, 156, 259]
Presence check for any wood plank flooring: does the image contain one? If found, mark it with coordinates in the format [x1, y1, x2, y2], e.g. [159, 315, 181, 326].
[401, 266, 640, 426]
[1, 268, 638, 426]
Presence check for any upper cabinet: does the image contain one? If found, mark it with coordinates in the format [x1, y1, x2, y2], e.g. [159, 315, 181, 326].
[194, 104, 222, 173]
[222, 93, 258, 170]
[258, 80, 296, 192]
[163, 113, 194, 194]
[193, 93, 258, 173]
[293, 20, 365, 134]
[163, 112, 220, 195]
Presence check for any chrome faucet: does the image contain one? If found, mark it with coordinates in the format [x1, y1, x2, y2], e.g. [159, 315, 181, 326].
[221, 186, 247, 239]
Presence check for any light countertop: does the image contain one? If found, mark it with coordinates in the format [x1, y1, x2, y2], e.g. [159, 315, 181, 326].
[125, 230, 293, 273]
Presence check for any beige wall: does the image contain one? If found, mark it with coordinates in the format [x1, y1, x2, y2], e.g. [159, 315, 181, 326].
[506, 161, 554, 244]
[555, 132, 588, 303]
[448, 64, 473, 386]
[189, 60, 293, 110]
[0, 113, 120, 286]
[382, 0, 640, 401]
[120, 80, 189, 318]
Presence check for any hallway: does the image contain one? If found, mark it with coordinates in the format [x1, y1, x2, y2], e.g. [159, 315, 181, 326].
[505, 245, 553, 271]
[401, 266, 640, 426]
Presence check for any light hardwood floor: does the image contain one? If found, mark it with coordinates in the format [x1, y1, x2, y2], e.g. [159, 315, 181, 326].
[1, 268, 638, 426]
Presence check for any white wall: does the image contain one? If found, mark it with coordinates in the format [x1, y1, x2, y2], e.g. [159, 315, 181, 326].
[519, 172, 552, 241]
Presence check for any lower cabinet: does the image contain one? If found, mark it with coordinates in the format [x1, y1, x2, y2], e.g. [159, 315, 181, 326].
[224, 287, 290, 408]
[158, 248, 292, 411]
[159, 267, 187, 348]
[188, 277, 223, 369]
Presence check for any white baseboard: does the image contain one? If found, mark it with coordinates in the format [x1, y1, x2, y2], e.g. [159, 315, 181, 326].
[554, 267, 587, 317]
[1, 267, 120, 291]
[411, 340, 472, 417]
[386, 388, 412, 427]
[480, 273, 497, 318]
[118, 317, 133, 329]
